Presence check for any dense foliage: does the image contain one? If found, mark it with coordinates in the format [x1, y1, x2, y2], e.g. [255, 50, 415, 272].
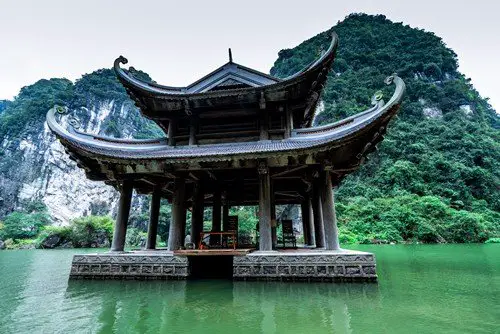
[0, 68, 162, 140]
[271, 14, 499, 243]
[0, 79, 73, 137]
[0, 201, 51, 241]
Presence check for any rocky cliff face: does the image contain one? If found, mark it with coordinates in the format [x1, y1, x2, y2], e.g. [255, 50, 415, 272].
[0, 69, 160, 224]
[1, 100, 134, 224]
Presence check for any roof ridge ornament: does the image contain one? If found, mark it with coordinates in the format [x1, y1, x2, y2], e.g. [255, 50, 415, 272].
[228, 48, 233, 63]
[114, 55, 128, 69]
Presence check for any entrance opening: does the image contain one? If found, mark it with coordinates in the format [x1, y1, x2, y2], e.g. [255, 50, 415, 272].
[188, 255, 234, 279]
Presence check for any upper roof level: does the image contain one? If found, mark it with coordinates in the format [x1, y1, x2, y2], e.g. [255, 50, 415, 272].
[114, 33, 339, 132]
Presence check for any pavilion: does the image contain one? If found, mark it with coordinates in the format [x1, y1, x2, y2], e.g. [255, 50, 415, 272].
[47, 32, 405, 281]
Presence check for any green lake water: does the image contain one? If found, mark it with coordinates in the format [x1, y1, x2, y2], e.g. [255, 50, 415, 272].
[0, 245, 498, 333]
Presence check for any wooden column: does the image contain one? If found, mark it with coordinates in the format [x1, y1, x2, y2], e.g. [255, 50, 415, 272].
[190, 181, 204, 248]
[301, 201, 309, 245]
[258, 163, 272, 251]
[260, 112, 269, 140]
[180, 208, 187, 243]
[301, 196, 315, 246]
[321, 171, 340, 250]
[212, 188, 222, 232]
[111, 180, 133, 252]
[312, 183, 325, 248]
[168, 178, 186, 251]
[223, 203, 229, 231]
[284, 106, 293, 139]
[306, 196, 316, 246]
[145, 186, 161, 250]
[189, 117, 198, 146]
[271, 185, 277, 249]
[167, 119, 177, 146]
[211, 188, 221, 245]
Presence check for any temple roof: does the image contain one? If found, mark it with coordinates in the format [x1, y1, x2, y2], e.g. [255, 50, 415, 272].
[114, 35, 336, 95]
[47, 75, 405, 165]
[113, 33, 340, 128]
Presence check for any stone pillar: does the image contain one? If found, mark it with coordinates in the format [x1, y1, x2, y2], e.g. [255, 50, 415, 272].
[212, 188, 222, 232]
[168, 178, 186, 251]
[301, 197, 315, 246]
[211, 188, 222, 245]
[223, 203, 229, 231]
[180, 208, 187, 243]
[284, 106, 293, 139]
[258, 163, 272, 251]
[321, 171, 340, 250]
[190, 182, 204, 248]
[146, 187, 161, 250]
[111, 180, 133, 252]
[271, 183, 277, 249]
[301, 201, 309, 245]
[306, 196, 316, 246]
[312, 183, 325, 248]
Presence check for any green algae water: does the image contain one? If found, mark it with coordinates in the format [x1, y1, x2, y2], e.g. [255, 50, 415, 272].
[0, 245, 498, 333]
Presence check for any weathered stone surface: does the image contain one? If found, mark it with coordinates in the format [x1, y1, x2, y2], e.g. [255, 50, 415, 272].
[0, 240, 5, 250]
[69, 252, 189, 279]
[69, 249, 377, 282]
[233, 250, 377, 282]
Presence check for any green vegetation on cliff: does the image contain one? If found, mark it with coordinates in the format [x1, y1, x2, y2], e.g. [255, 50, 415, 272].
[271, 14, 499, 243]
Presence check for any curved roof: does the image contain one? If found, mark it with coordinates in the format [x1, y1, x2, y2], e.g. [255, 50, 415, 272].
[112, 33, 339, 129]
[114, 33, 338, 97]
[47, 75, 405, 164]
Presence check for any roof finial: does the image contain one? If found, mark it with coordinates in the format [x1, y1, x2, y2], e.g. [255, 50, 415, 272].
[228, 48, 233, 63]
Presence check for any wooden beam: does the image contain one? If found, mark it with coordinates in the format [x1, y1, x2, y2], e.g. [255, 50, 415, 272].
[271, 165, 308, 178]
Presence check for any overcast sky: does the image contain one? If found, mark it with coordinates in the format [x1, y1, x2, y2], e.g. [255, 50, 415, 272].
[1, 0, 498, 111]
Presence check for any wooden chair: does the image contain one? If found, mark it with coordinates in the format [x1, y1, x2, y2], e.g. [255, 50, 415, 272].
[281, 219, 297, 248]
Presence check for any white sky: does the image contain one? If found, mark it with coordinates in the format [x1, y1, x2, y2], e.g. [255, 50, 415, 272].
[0, 0, 498, 111]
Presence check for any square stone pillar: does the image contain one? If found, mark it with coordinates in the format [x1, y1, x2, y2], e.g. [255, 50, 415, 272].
[168, 178, 186, 251]
[321, 171, 340, 250]
[146, 187, 161, 250]
[258, 163, 272, 251]
[111, 180, 133, 252]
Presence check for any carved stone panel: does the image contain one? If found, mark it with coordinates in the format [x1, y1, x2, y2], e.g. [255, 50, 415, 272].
[69, 253, 189, 280]
[233, 252, 377, 282]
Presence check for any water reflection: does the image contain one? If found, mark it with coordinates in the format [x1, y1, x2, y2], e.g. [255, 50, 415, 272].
[64, 280, 380, 334]
[232, 282, 380, 334]
[66, 280, 188, 333]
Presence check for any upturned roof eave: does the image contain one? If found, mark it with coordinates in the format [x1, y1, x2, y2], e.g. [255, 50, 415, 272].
[47, 75, 405, 165]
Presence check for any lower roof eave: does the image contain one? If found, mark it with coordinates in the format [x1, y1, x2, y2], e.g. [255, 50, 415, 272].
[47, 74, 405, 178]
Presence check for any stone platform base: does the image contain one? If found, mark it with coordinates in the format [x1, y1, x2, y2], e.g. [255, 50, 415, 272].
[69, 249, 376, 282]
[69, 252, 189, 279]
[233, 249, 377, 282]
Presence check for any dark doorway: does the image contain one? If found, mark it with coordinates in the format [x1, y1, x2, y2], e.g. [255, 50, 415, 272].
[188, 256, 234, 279]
